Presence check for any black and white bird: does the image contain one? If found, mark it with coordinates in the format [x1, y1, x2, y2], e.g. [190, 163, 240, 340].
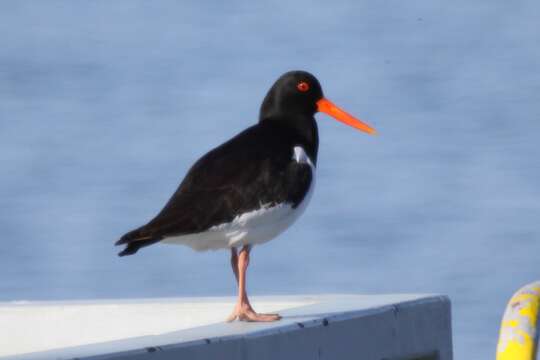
[116, 71, 376, 322]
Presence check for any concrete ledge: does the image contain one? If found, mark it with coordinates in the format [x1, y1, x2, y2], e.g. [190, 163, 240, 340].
[0, 294, 452, 360]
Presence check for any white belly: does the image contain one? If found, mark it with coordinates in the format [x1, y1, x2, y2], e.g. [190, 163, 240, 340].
[161, 146, 315, 251]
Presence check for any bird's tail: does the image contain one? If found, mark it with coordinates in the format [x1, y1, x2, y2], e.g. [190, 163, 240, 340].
[115, 227, 162, 257]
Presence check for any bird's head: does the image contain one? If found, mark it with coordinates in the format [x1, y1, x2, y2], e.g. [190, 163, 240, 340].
[259, 70, 376, 135]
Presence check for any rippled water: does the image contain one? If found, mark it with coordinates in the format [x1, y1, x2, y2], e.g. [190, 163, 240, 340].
[1, 1, 539, 359]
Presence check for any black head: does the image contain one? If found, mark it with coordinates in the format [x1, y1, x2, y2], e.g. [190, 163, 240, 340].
[259, 70, 376, 136]
[259, 71, 323, 122]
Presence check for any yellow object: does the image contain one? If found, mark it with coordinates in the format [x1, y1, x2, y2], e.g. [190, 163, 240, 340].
[497, 281, 540, 360]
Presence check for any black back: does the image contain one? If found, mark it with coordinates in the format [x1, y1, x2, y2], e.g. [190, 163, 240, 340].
[116, 71, 322, 256]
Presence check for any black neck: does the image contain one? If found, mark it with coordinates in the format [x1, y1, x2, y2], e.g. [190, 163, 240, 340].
[259, 114, 319, 164]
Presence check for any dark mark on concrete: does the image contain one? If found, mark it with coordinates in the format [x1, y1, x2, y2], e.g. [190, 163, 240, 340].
[146, 347, 157, 353]
[297, 322, 305, 328]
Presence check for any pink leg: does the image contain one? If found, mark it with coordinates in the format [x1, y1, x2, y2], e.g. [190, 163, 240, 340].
[226, 246, 281, 322]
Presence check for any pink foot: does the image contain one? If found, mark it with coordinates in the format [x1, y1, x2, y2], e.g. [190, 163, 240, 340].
[226, 303, 281, 322]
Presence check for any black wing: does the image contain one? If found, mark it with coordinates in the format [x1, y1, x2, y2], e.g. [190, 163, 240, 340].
[116, 123, 313, 256]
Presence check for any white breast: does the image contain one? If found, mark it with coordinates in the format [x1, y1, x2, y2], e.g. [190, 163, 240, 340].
[162, 146, 316, 251]
[293, 145, 314, 167]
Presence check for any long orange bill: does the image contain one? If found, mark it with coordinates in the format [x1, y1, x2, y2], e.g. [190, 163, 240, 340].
[316, 98, 376, 135]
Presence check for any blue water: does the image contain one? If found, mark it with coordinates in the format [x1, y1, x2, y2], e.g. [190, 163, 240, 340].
[1, 1, 539, 359]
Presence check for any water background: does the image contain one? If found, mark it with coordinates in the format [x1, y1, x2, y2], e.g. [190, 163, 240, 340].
[1, 1, 540, 359]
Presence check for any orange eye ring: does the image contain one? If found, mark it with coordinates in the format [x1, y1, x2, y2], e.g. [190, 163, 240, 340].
[297, 81, 310, 92]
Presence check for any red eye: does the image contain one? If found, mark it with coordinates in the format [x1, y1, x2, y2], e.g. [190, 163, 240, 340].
[297, 81, 310, 92]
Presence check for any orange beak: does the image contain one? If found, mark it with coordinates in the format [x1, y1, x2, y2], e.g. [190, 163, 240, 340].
[316, 98, 376, 135]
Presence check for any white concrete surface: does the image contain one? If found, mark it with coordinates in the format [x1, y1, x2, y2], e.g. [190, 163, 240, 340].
[0, 294, 452, 360]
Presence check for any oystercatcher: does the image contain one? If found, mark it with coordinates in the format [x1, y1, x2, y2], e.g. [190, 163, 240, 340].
[116, 71, 376, 322]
